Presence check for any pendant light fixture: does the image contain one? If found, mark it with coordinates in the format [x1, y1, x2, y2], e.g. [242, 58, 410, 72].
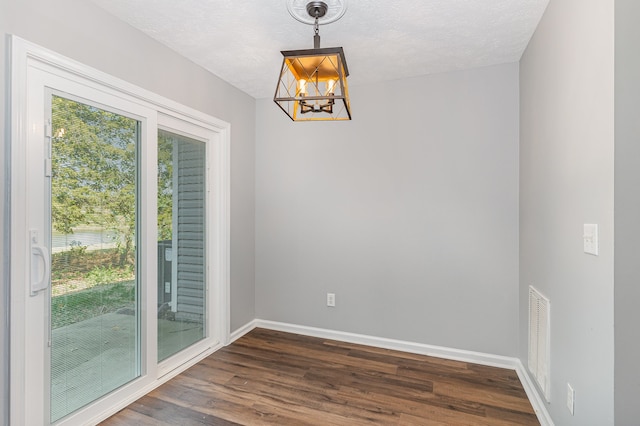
[274, 1, 351, 121]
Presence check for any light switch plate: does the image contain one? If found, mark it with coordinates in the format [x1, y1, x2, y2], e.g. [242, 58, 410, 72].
[583, 224, 598, 256]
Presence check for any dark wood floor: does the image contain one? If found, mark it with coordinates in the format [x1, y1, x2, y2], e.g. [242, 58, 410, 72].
[102, 328, 539, 425]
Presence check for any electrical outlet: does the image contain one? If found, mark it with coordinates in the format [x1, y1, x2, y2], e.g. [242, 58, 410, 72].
[583, 224, 598, 255]
[327, 293, 336, 307]
[567, 383, 575, 415]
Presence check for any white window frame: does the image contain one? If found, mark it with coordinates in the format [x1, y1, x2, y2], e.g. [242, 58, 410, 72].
[9, 36, 230, 425]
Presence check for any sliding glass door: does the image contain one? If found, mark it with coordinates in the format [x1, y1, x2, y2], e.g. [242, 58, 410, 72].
[157, 129, 207, 361]
[49, 95, 140, 422]
[10, 37, 229, 426]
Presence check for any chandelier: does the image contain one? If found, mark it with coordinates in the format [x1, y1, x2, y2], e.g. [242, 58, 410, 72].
[274, 1, 351, 121]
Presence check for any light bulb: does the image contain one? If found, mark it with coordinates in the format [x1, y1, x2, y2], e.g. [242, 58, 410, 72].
[299, 79, 307, 95]
[326, 79, 336, 95]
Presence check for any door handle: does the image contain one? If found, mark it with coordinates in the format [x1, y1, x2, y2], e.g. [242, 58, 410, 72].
[30, 230, 50, 296]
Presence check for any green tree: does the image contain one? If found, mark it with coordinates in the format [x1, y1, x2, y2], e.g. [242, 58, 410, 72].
[52, 96, 137, 266]
[157, 132, 174, 241]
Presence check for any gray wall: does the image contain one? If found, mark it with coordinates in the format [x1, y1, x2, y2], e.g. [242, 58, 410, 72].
[255, 63, 520, 357]
[519, 1, 615, 424]
[1, 0, 8, 423]
[614, 0, 640, 423]
[0, 0, 256, 420]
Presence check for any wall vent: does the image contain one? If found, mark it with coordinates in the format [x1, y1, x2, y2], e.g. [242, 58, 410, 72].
[528, 285, 550, 401]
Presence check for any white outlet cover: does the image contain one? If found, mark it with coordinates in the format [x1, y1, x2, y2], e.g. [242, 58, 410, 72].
[583, 224, 598, 256]
[327, 293, 336, 307]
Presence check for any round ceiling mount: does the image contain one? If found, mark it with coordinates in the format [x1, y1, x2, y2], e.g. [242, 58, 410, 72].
[287, 0, 348, 25]
[306, 1, 328, 19]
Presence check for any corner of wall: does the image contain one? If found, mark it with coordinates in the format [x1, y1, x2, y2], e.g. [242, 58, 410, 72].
[1, 27, 10, 426]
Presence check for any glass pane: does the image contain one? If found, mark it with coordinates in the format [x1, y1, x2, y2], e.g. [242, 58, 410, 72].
[50, 96, 139, 422]
[157, 129, 206, 361]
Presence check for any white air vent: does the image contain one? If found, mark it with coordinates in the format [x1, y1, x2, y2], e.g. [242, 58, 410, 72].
[528, 286, 550, 401]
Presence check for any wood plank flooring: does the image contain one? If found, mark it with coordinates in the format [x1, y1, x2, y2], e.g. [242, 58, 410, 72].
[102, 328, 539, 425]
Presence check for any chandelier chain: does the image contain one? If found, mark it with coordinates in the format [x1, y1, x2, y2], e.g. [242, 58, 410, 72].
[313, 12, 321, 49]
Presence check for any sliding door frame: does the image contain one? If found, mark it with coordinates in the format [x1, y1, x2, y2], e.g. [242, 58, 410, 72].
[9, 36, 230, 425]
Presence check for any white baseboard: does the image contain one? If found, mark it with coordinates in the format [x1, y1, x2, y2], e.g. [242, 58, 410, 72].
[228, 319, 553, 426]
[515, 360, 555, 426]
[228, 319, 258, 344]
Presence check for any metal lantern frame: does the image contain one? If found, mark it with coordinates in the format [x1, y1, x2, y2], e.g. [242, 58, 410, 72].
[274, 47, 351, 121]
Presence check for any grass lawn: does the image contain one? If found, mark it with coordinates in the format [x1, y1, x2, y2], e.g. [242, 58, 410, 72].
[51, 247, 136, 328]
[52, 280, 135, 329]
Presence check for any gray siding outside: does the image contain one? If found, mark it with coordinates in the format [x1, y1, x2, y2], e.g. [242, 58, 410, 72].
[175, 141, 206, 322]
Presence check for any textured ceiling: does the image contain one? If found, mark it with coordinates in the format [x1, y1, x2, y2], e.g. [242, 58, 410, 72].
[90, 0, 549, 99]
